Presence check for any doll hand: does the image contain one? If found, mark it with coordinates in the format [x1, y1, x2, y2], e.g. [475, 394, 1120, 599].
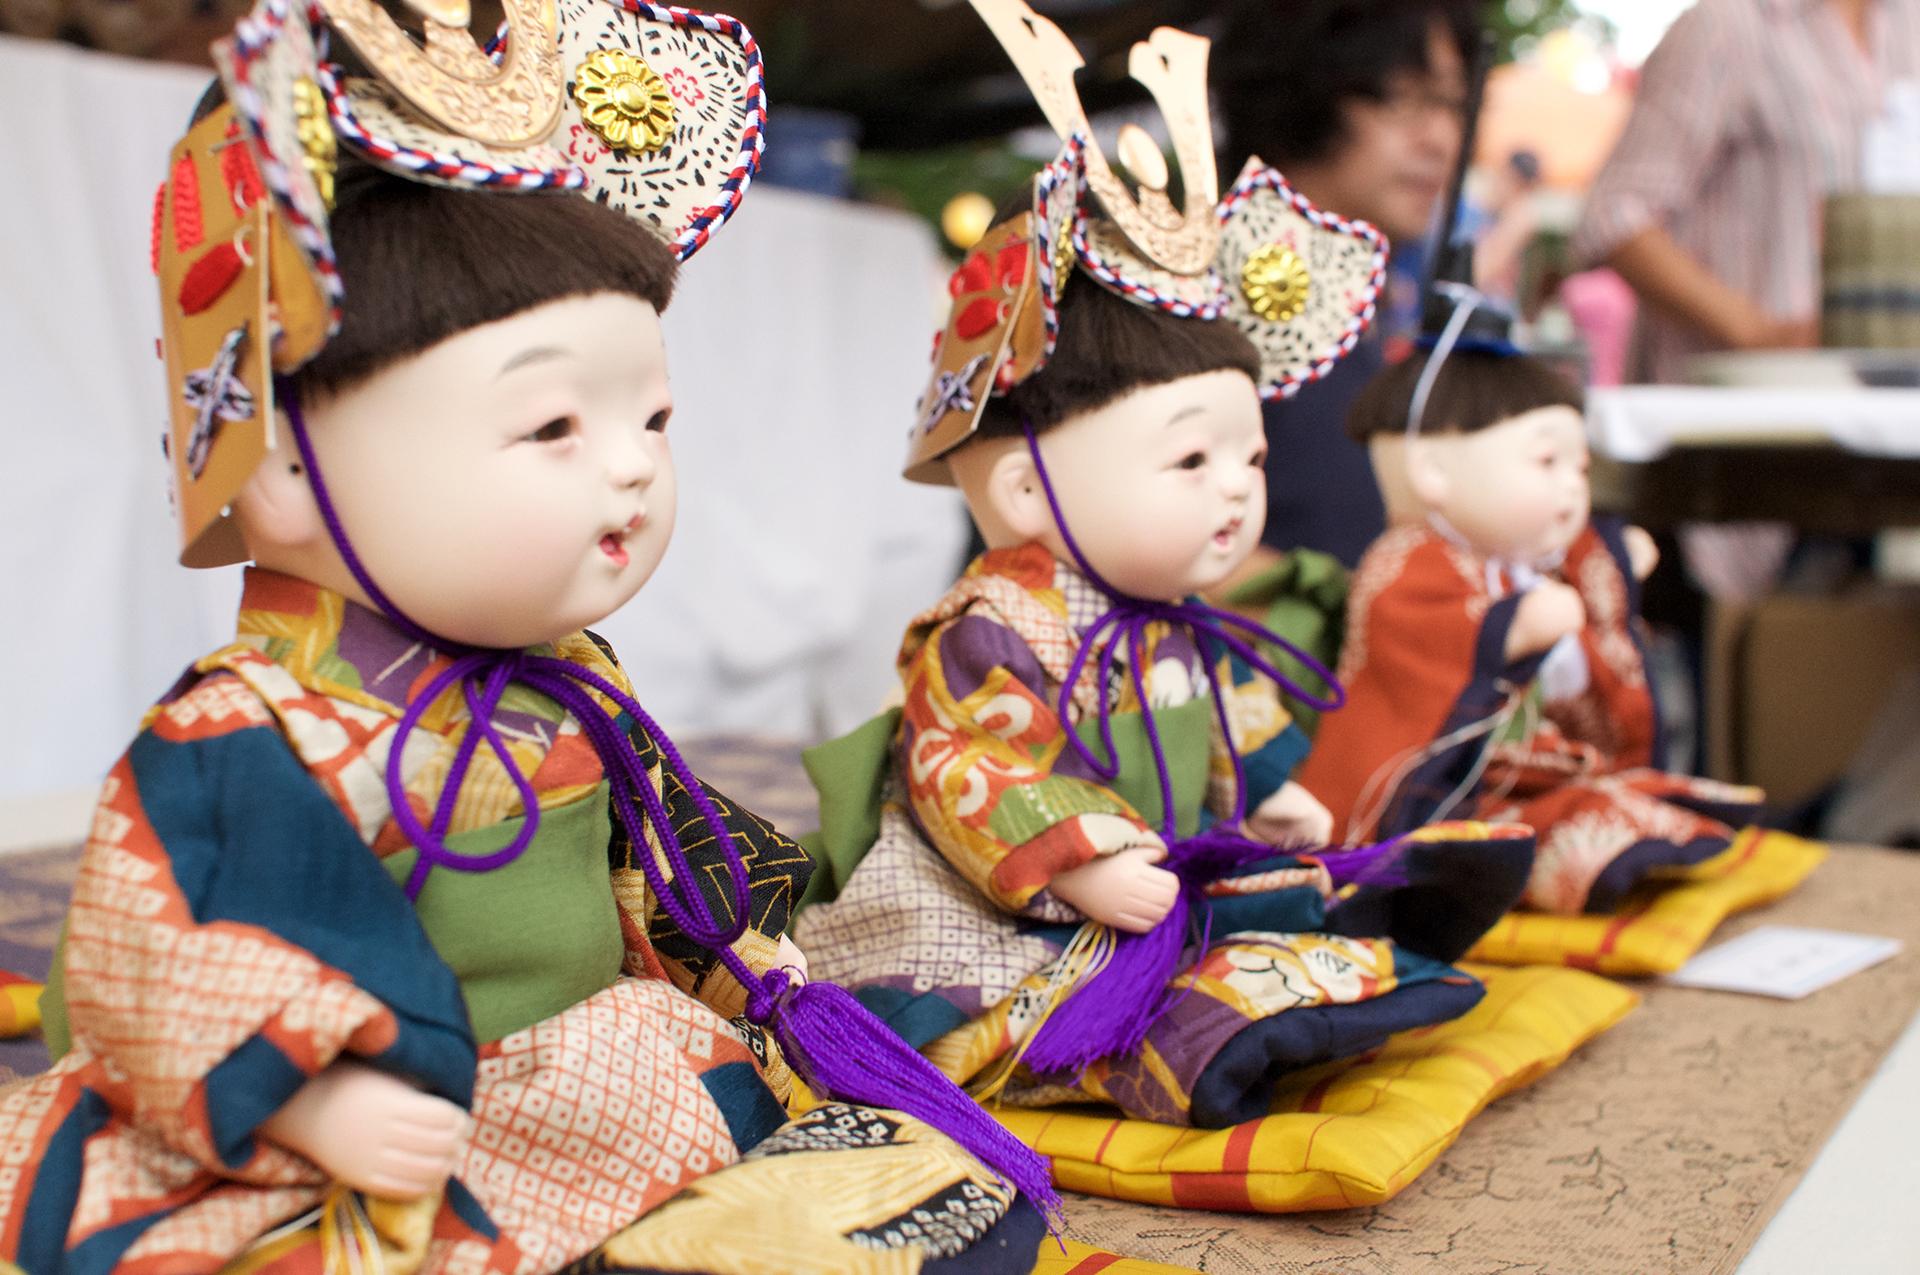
[774, 933, 809, 985]
[1049, 847, 1180, 934]
[260, 1060, 469, 1201]
[1506, 580, 1586, 662]
[1624, 525, 1660, 581]
[1244, 781, 1334, 849]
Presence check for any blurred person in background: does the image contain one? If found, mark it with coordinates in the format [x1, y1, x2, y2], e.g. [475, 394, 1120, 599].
[1574, 0, 1920, 386]
[1574, 0, 1920, 777]
[1216, 0, 1478, 570]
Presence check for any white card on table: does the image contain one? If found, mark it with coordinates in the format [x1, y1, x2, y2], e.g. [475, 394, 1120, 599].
[1664, 925, 1903, 1000]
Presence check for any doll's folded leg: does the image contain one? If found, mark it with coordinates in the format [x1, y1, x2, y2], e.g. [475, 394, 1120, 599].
[1581, 831, 1731, 913]
[1066, 934, 1484, 1129]
[1523, 781, 1736, 914]
[586, 1103, 1044, 1275]
[1322, 822, 1537, 962]
[1185, 974, 1485, 1128]
[1614, 768, 1765, 830]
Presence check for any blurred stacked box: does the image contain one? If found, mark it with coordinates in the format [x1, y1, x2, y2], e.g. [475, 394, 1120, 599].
[1823, 193, 1920, 350]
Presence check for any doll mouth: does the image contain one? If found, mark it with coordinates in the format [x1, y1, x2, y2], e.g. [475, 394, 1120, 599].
[600, 515, 643, 567]
[1214, 516, 1244, 548]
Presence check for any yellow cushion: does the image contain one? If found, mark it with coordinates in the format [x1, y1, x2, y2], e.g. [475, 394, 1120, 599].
[0, 972, 40, 1039]
[1032, 1242, 1202, 1274]
[991, 964, 1636, 1212]
[1465, 829, 1828, 976]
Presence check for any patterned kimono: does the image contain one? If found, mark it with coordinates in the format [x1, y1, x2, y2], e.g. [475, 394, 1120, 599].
[1300, 519, 1764, 915]
[0, 570, 1038, 1275]
[796, 545, 1532, 1129]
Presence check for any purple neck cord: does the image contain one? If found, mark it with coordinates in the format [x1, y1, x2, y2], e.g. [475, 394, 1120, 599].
[279, 383, 751, 938]
[277, 381, 1064, 1223]
[1019, 418, 1345, 836]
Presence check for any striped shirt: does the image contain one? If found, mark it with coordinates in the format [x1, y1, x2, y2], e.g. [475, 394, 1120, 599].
[1573, 0, 1920, 383]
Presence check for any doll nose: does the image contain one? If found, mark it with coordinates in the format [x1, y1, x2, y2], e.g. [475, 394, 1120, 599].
[603, 430, 656, 489]
[1218, 460, 1254, 500]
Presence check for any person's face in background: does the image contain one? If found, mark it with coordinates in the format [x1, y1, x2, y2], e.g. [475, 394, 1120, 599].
[1287, 20, 1468, 245]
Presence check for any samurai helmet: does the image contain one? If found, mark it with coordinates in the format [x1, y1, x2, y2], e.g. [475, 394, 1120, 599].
[904, 0, 1389, 483]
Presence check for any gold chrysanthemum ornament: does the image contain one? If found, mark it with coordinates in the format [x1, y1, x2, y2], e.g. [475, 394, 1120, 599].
[1241, 243, 1312, 324]
[572, 48, 676, 154]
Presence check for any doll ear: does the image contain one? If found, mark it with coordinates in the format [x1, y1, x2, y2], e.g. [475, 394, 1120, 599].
[232, 427, 327, 558]
[987, 445, 1055, 543]
[1405, 437, 1453, 511]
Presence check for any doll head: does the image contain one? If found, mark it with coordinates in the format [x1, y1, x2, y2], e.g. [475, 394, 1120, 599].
[157, 0, 770, 635]
[1350, 348, 1588, 566]
[236, 168, 682, 649]
[946, 236, 1267, 601]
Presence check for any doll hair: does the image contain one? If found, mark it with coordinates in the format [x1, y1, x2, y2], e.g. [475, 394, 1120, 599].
[184, 81, 679, 406]
[290, 165, 680, 403]
[1344, 347, 1582, 442]
[973, 207, 1261, 440]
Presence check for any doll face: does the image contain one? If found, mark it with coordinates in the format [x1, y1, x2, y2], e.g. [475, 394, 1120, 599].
[1420, 405, 1590, 565]
[1034, 369, 1267, 600]
[297, 292, 676, 647]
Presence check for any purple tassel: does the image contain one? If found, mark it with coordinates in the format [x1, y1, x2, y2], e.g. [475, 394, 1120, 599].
[1022, 888, 1191, 1079]
[1317, 834, 1411, 890]
[1024, 827, 1273, 1078]
[1021, 827, 1412, 1078]
[757, 972, 1064, 1227]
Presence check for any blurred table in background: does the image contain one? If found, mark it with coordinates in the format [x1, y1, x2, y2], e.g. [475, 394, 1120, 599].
[1588, 384, 1920, 533]
[1585, 379, 1920, 807]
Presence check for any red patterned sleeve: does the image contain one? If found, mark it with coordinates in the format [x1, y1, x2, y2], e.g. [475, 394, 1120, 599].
[56, 674, 475, 1180]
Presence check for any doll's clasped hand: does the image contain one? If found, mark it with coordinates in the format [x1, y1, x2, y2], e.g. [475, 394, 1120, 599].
[1244, 780, 1334, 849]
[260, 1059, 470, 1201]
[1506, 580, 1586, 662]
[1049, 845, 1181, 934]
[774, 933, 809, 984]
[1624, 525, 1660, 582]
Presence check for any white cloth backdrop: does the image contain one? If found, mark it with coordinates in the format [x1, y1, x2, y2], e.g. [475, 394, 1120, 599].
[0, 34, 966, 803]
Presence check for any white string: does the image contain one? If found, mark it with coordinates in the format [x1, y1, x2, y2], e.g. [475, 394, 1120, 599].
[1404, 280, 1487, 440]
[1344, 683, 1527, 843]
[1473, 690, 1540, 813]
[1425, 683, 1536, 825]
[246, 1206, 325, 1252]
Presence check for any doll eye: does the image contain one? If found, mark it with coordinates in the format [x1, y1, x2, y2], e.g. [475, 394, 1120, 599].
[524, 417, 576, 444]
[645, 409, 671, 434]
[1177, 451, 1207, 471]
[1249, 447, 1268, 469]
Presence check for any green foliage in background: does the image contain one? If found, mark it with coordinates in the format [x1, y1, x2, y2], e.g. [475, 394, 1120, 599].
[1487, 0, 1611, 61]
[852, 144, 1042, 244]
